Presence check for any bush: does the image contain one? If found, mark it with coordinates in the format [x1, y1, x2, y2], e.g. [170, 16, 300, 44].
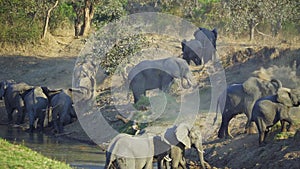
[0, 0, 41, 44]
[50, 2, 76, 31]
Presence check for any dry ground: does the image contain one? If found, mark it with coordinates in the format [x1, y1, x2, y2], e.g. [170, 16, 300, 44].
[1, 30, 300, 169]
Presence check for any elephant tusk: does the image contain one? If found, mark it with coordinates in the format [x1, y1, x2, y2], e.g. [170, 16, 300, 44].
[197, 148, 205, 153]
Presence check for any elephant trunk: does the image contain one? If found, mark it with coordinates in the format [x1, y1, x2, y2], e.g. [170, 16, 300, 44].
[271, 79, 282, 90]
[198, 151, 206, 169]
[181, 77, 193, 89]
[194, 142, 206, 169]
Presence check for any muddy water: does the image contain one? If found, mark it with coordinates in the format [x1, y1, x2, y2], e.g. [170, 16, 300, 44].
[0, 125, 106, 169]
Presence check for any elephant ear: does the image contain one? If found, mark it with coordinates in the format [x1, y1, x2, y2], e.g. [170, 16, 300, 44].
[175, 123, 191, 149]
[290, 88, 300, 106]
[212, 28, 218, 40]
[181, 39, 187, 52]
[277, 88, 293, 107]
[164, 58, 181, 78]
[242, 77, 261, 95]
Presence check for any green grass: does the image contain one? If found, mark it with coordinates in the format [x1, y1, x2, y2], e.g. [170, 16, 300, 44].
[0, 138, 72, 169]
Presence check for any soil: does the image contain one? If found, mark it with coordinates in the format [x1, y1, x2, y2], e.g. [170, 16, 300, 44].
[1, 30, 300, 169]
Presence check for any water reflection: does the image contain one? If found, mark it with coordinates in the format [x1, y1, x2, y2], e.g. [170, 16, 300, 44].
[0, 125, 105, 169]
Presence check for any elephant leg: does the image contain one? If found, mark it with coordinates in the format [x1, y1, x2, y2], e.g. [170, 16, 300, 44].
[133, 88, 145, 103]
[161, 75, 174, 93]
[58, 119, 64, 133]
[16, 106, 25, 125]
[143, 157, 153, 169]
[28, 111, 35, 133]
[258, 131, 265, 145]
[117, 158, 134, 169]
[219, 113, 234, 139]
[179, 157, 187, 169]
[37, 111, 46, 132]
[280, 120, 287, 132]
[52, 115, 59, 133]
[283, 118, 294, 132]
[217, 120, 226, 138]
[246, 122, 257, 134]
[6, 107, 14, 123]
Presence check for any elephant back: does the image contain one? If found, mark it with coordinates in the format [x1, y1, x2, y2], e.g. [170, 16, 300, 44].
[242, 77, 282, 98]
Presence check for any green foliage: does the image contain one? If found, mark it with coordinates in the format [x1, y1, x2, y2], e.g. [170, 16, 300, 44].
[134, 96, 150, 110]
[50, 2, 76, 30]
[0, 138, 72, 169]
[224, 0, 300, 39]
[0, 0, 299, 44]
[93, 0, 127, 27]
[274, 132, 294, 140]
[0, 0, 41, 43]
[118, 119, 148, 135]
[100, 34, 148, 75]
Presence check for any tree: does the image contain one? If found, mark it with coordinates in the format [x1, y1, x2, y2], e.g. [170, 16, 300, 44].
[71, 0, 98, 37]
[224, 0, 300, 41]
[42, 0, 59, 39]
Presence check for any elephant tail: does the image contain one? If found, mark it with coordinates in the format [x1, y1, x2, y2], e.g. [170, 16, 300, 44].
[213, 97, 220, 125]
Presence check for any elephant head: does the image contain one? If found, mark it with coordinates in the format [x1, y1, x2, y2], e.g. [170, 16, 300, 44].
[164, 58, 193, 89]
[277, 88, 300, 107]
[164, 123, 206, 169]
[181, 39, 203, 65]
[181, 27, 217, 66]
[0, 80, 15, 99]
[242, 77, 282, 97]
[194, 27, 217, 49]
[175, 124, 205, 168]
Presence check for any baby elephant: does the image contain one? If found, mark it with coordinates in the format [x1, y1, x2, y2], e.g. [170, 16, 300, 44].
[251, 88, 300, 145]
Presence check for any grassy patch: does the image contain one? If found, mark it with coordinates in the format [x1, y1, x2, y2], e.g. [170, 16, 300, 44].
[274, 132, 295, 140]
[0, 138, 72, 169]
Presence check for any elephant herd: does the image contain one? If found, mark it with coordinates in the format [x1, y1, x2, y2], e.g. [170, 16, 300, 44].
[0, 80, 77, 133]
[105, 26, 300, 168]
[105, 27, 217, 169]
[105, 123, 208, 169]
[214, 76, 300, 145]
[128, 27, 218, 103]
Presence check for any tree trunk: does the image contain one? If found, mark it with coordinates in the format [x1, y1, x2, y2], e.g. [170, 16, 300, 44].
[42, 0, 59, 39]
[249, 19, 255, 41]
[79, 0, 95, 36]
[249, 19, 258, 41]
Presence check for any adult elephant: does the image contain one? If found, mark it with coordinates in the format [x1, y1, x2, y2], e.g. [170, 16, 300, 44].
[20, 87, 48, 132]
[128, 57, 193, 103]
[0, 81, 33, 124]
[104, 133, 155, 169]
[251, 88, 300, 145]
[214, 77, 282, 139]
[194, 27, 218, 49]
[181, 27, 217, 66]
[42, 87, 77, 133]
[105, 123, 207, 169]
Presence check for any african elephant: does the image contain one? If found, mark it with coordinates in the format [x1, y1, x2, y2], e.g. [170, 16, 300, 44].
[20, 87, 48, 132]
[161, 123, 207, 169]
[0, 81, 33, 124]
[181, 27, 217, 66]
[105, 133, 155, 169]
[194, 27, 218, 49]
[42, 87, 77, 133]
[128, 57, 193, 103]
[214, 77, 282, 139]
[251, 88, 300, 145]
